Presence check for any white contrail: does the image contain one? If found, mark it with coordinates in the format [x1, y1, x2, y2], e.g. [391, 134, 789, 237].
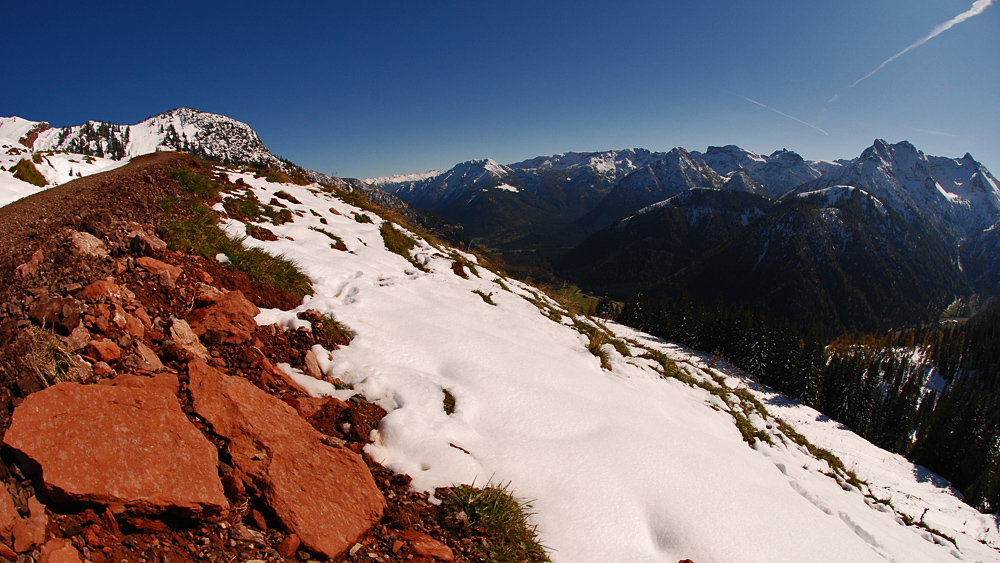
[736, 94, 829, 135]
[851, 0, 993, 87]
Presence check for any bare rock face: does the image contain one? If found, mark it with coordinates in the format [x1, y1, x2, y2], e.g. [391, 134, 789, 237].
[187, 290, 260, 344]
[187, 359, 385, 559]
[0, 486, 18, 545]
[2, 382, 227, 519]
[69, 231, 108, 259]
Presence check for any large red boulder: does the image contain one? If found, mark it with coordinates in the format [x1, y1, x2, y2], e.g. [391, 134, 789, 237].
[2, 382, 227, 519]
[187, 359, 385, 559]
[187, 290, 260, 344]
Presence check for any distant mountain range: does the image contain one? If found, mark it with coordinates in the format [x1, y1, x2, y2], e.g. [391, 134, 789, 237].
[5, 108, 998, 333]
[375, 140, 1000, 333]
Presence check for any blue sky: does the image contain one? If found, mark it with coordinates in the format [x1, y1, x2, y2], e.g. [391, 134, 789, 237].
[4, 1, 998, 179]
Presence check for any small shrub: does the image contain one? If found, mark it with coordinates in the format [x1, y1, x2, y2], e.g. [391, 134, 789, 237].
[354, 213, 373, 224]
[308, 226, 347, 251]
[11, 158, 47, 187]
[474, 290, 496, 306]
[443, 388, 456, 415]
[273, 190, 301, 204]
[438, 483, 549, 563]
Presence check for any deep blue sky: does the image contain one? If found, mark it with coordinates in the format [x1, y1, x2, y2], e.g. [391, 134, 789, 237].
[5, 1, 998, 179]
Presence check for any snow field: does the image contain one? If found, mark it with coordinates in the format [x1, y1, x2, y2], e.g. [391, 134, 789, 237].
[220, 171, 1000, 563]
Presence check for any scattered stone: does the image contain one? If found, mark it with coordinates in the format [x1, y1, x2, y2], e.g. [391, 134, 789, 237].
[12, 496, 46, 552]
[277, 534, 301, 558]
[304, 349, 323, 379]
[3, 382, 228, 519]
[399, 530, 454, 561]
[135, 257, 182, 286]
[87, 340, 121, 363]
[63, 325, 91, 351]
[231, 523, 266, 545]
[126, 342, 165, 372]
[168, 318, 210, 361]
[38, 538, 81, 563]
[27, 296, 82, 335]
[15, 249, 44, 278]
[0, 486, 18, 544]
[187, 291, 259, 345]
[70, 231, 108, 259]
[80, 281, 132, 304]
[187, 359, 385, 559]
[127, 231, 167, 257]
[92, 362, 114, 378]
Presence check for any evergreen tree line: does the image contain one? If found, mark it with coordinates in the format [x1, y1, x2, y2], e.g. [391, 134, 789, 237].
[607, 288, 1000, 511]
[56, 122, 129, 160]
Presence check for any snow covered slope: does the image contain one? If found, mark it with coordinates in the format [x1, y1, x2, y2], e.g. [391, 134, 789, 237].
[184, 168, 1000, 563]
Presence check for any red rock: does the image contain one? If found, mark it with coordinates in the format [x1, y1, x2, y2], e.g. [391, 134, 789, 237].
[679, 560, 695, 563]
[121, 312, 145, 340]
[304, 349, 323, 379]
[38, 538, 81, 563]
[92, 362, 114, 378]
[0, 542, 16, 560]
[15, 249, 44, 278]
[2, 382, 227, 519]
[63, 325, 91, 351]
[127, 231, 167, 257]
[187, 359, 384, 559]
[169, 318, 210, 361]
[127, 342, 165, 372]
[87, 340, 121, 363]
[187, 291, 260, 344]
[277, 534, 301, 558]
[70, 231, 107, 258]
[0, 486, 17, 544]
[135, 256, 182, 285]
[12, 512, 46, 553]
[400, 531, 454, 561]
[28, 296, 82, 335]
[194, 285, 225, 306]
[111, 373, 179, 396]
[80, 281, 131, 304]
[287, 396, 342, 419]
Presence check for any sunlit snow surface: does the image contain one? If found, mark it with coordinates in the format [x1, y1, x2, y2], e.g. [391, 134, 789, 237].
[213, 172, 1000, 563]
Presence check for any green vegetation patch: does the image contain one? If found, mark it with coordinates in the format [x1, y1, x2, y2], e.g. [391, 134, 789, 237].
[162, 201, 312, 299]
[11, 158, 48, 187]
[354, 212, 374, 224]
[438, 483, 549, 563]
[171, 169, 220, 199]
[380, 221, 416, 258]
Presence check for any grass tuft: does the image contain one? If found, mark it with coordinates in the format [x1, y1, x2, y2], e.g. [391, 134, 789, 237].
[380, 221, 416, 259]
[474, 290, 496, 306]
[171, 169, 220, 199]
[11, 158, 48, 187]
[308, 226, 347, 250]
[438, 483, 549, 563]
[1, 327, 88, 388]
[162, 202, 312, 298]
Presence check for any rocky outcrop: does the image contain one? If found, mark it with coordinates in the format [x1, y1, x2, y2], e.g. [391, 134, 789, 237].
[187, 290, 259, 344]
[2, 382, 228, 519]
[187, 359, 385, 558]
